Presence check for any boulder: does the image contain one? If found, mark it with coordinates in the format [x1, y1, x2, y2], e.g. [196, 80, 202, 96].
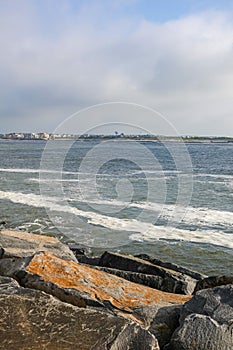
[0, 229, 76, 261]
[0, 252, 191, 322]
[135, 254, 205, 280]
[99, 251, 197, 295]
[148, 304, 183, 349]
[95, 265, 164, 290]
[165, 284, 233, 349]
[68, 244, 92, 256]
[132, 302, 182, 349]
[194, 275, 233, 293]
[0, 276, 159, 350]
[165, 313, 233, 350]
[76, 254, 101, 266]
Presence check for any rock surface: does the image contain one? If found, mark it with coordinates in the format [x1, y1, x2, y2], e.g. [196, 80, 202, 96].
[68, 244, 92, 256]
[0, 229, 76, 261]
[131, 302, 182, 349]
[135, 253, 205, 280]
[165, 284, 233, 349]
[194, 275, 233, 293]
[1, 229, 229, 349]
[0, 252, 190, 319]
[99, 251, 197, 295]
[0, 276, 159, 350]
[149, 304, 183, 349]
[77, 254, 101, 266]
[95, 265, 165, 290]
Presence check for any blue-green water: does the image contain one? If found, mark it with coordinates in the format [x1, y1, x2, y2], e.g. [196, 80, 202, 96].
[0, 139, 233, 275]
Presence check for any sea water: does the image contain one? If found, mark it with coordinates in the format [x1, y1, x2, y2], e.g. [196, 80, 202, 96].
[0, 139, 232, 275]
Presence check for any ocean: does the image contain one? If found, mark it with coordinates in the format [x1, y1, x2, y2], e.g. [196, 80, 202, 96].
[0, 139, 232, 275]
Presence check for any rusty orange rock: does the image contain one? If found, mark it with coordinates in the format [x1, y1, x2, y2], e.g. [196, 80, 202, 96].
[26, 252, 191, 313]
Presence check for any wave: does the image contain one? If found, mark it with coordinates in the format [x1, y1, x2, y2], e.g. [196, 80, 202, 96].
[29, 178, 82, 183]
[4, 180, 231, 229]
[131, 169, 183, 176]
[194, 173, 233, 180]
[0, 168, 75, 174]
[2, 167, 233, 181]
[0, 168, 88, 176]
[0, 168, 41, 173]
[0, 190, 233, 249]
[68, 196, 233, 228]
[129, 227, 233, 249]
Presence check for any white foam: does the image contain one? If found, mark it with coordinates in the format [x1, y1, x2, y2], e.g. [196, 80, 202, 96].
[194, 173, 233, 180]
[0, 190, 233, 249]
[131, 169, 182, 176]
[129, 226, 233, 249]
[66, 196, 233, 228]
[29, 178, 81, 183]
[0, 168, 80, 175]
[0, 190, 147, 232]
[0, 168, 40, 173]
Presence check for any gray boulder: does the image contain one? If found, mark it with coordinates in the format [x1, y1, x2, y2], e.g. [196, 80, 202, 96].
[132, 302, 182, 349]
[166, 284, 233, 349]
[195, 275, 233, 293]
[76, 254, 101, 266]
[99, 251, 197, 295]
[149, 304, 182, 349]
[165, 314, 233, 350]
[68, 243, 92, 256]
[135, 254, 205, 280]
[0, 276, 159, 350]
[0, 229, 76, 261]
[95, 265, 164, 290]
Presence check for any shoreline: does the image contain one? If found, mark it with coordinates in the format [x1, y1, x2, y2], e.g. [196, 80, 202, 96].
[2, 136, 233, 143]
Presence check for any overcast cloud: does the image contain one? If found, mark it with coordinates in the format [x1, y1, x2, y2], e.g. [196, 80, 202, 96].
[1, 0, 233, 135]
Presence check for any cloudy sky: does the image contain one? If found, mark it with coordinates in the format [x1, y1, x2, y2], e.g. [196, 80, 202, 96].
[1, 0, 233, 136]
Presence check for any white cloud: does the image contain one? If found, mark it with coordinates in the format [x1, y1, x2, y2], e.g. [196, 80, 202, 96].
[0, 1, 233, 135]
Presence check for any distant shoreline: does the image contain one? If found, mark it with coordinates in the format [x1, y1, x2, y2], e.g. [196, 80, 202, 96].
[1, 137, 233, 143]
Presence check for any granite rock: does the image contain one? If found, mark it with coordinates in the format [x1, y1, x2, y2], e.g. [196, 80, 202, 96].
[0, 229, 76, 261]
[166, 284, 233, 349]
[76, 254, 101, 266]
[95, 265, 164, 290]
[132, 302, 182, 349]
[99, 251, 197, 295]
[135, 253, 205, 280]
[165, 313, 233, 350]
[0, 276, 159, 350]
[68, 244, 92, 256]
[194, 275, 233, 293]
[149, 304, 183, 349]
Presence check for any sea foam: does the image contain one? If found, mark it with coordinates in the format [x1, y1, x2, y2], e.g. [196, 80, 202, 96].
[0, 190, 233, 249]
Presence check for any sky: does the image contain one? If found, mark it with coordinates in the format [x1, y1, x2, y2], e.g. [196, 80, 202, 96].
[1, 0, 233, 136]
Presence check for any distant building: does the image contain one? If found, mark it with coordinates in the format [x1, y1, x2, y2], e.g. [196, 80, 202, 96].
[3, 132, 51, 140]
[38, 132, 50, 140]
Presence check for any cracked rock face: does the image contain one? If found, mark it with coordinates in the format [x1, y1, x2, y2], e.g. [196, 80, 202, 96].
[99, 251, 198, 295]
[165, 284, 233, 350]
[0, 276, 159, 350]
